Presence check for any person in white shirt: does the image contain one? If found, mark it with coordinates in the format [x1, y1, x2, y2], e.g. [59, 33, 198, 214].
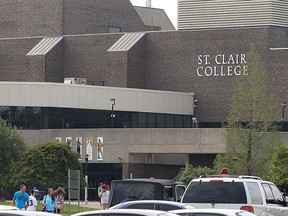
[26, 190, 37, 211]
[99, 185, 110, 209]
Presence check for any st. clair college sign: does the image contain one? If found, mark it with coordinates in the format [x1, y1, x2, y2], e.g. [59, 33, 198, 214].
[197, 54, 248, 77]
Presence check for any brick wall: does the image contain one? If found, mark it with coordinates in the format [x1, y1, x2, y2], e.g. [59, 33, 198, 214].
[0, 0, 151, 38]
[62, 0, 151, 35]
[0, 38, 42, 81]
[0, 0, 62, 38]
[63, 34, 128, 87]
[144, 27, 277, 122]
[127, 36, 147, 89]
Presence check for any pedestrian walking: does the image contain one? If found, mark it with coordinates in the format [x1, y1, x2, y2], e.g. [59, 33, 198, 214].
[12, 184, 29, 210]
[42, 188, 57, 213]
[26, 190, 38, 211]
[54, 187, 66, 214]
[99, 185, 109, 209]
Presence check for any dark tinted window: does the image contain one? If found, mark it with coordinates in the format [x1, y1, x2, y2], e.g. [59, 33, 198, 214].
[127, 203, 155, 209]
[159, 204, 182, 211]
[182, 182, 247, 204]
[246, 182, 263, 204]
[111, 182, 162, 206]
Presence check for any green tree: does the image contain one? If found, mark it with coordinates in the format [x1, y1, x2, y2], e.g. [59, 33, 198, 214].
[178, 165, 216, 185]
[267, 144, 288, 186]
[214, 45, 283, 176]
[10, 141, 84, 189]
[0, 118, 26, 188]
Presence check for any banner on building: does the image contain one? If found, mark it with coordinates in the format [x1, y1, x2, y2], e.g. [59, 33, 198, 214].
[86, 137, 93, 161]
[66, 137, 72, 147]
[97, 137, 104, 161]
[76, 137, 82, 160]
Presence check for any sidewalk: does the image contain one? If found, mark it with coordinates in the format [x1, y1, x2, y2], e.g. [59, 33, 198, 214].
[66, 201, 102, 209]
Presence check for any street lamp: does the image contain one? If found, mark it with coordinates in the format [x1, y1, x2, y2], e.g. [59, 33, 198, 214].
[84, 154, 89, 204]
[110, 98, 116, 128]
[281, 102, 286, 131]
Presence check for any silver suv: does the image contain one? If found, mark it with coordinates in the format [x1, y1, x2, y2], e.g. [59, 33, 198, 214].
[181, 174, 287, 216]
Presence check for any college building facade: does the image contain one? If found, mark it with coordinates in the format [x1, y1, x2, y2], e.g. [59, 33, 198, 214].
[1, 0, 288, 199]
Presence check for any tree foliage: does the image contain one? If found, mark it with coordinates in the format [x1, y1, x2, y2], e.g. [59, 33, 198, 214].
[266, 144, 288, 186]
[9, 141, 84, 189]
[178, 165, 216, 185]
[0, 118, 26, 188]
[214, 45, 283, 176]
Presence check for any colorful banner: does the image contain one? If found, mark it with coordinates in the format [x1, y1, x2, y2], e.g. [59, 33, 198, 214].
[76, 137, 82, 160]
[97, 137, 104, 161]
[56, 137, 62, 142]
[66, 137, 72, 147]
[86, 137, 93, 161]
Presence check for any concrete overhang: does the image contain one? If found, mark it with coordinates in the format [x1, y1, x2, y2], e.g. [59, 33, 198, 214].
[0, 82, 194, 115]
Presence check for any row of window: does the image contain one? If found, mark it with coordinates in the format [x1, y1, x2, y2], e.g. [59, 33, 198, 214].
[0, 106, 194, 129]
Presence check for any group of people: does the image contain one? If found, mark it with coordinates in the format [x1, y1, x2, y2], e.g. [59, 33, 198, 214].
[12, 184, 65, 214]
[98, 182, 110, 209]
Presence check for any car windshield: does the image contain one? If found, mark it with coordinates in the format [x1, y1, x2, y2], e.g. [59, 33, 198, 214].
[182, 182, 247, 204]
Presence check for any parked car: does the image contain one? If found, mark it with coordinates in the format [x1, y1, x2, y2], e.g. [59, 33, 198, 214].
[0, 205, 19, 210]
[111, 200, 195, 211]
[170, 209, 257, 216]
[108, 178, 186, 207]
[0, 211, 58, 216]
[72, 209, 179, 216]
[181, 169, 288, 216]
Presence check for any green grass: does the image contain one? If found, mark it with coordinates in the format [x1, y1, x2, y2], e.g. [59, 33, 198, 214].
[0, 201, 97, 216]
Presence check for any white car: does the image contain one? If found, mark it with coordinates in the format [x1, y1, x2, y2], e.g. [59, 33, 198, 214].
[181, 172, 288, 216]
[170, 209, 257, 216]
[0, 211, 58, 215]
[72, 209, 179, 216]
[0, 205, 19, 210]
[111, 200, 195, 211]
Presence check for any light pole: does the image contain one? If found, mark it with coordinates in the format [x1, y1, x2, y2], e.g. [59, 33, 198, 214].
[281, 102, 286, 131]
[110, 98, 116, 128]
[84, 153, 89, 204]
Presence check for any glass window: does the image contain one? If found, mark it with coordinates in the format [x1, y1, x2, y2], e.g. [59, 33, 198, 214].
[147, 114, 156, 128]
[127, 203, 155, 210]
[159, 204, 182, 211]
[176, 185, 186, 202]
[138, 113, 147, 128]
[262, 183, 274, 200]
[166, 114, 174, 128]
[156, 114, 165, 128]
[183, 115, 192, 128]
[182, 182, 247, 204]
[270, 184, 284, 202]
[246, 182, 263, 205]
[131, 112, 138, 128]
[175, 115, 183, 128]
[110, 182, 162, 206]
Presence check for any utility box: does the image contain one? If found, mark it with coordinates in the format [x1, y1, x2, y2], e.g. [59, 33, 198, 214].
[64, 77, 86, 85]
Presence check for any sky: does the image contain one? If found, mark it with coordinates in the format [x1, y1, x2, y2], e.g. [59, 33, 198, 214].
[130, 0, 178, 28]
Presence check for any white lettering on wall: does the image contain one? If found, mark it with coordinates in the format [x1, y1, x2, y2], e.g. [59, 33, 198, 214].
[196, 53, 248, 77]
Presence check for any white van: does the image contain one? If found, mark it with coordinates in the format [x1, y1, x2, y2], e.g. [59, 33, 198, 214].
[181, 171, 287, 216]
